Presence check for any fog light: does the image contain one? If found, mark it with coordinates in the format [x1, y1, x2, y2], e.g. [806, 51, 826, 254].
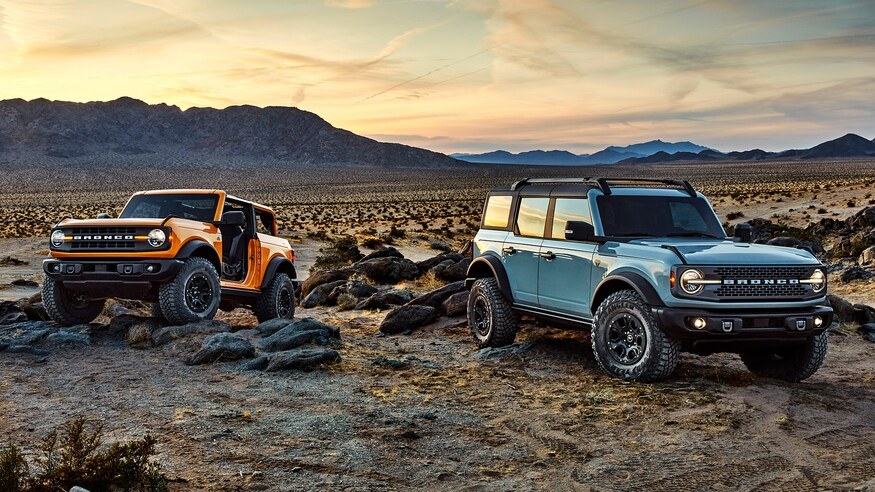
[53, 264, 61, 273]
[146, 265, 155, 273]
[692, 317, 707, 329]
[813, 316, 823, 328]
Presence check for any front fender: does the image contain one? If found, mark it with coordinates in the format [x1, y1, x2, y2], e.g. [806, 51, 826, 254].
[592, 271, 664, 307]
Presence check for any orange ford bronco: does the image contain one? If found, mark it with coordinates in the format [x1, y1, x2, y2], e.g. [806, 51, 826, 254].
[43, 189, 297, 326]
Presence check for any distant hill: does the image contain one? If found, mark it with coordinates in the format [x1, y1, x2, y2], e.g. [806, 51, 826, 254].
[616, 133, 875, 165]
[605, 139, 709, 156]
[452, 139, 709, 165]
[0, 97, 461, 168]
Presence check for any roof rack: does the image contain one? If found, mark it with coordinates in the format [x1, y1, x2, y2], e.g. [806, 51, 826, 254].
[509, 177, 696, 197]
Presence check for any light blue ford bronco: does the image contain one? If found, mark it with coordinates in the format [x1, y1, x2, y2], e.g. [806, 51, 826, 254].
[465, 178, 833, 382]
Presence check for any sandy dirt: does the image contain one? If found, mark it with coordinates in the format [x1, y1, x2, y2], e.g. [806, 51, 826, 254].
[1, 307, 873, 490]
[1, 237, 874, 490]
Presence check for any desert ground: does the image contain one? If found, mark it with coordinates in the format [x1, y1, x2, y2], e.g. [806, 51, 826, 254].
[1, 159, 874, 491]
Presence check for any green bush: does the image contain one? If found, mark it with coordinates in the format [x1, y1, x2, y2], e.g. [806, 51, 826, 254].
[0, 418, 167, 492]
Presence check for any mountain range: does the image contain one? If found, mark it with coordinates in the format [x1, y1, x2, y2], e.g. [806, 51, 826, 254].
[451, 140, 710, 165]
[453, 134, 875, 165]
[614, 133, 875, 164]
[0, 98, 872, 169]
[0, 97, 459, 168]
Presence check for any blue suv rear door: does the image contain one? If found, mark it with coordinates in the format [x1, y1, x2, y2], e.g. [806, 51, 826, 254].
[502, 195, 550, 306]
[537, 195, 596, 317]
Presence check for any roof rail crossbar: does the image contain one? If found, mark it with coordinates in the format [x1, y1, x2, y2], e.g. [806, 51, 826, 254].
[509, 177, 696, 197]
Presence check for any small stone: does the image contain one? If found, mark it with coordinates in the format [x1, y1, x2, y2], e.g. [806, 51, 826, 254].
[11, 279, 38, 287]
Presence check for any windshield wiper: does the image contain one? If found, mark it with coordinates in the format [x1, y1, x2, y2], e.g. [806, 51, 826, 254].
[666, 232, 721, 238]
[615, 232, 653, 237]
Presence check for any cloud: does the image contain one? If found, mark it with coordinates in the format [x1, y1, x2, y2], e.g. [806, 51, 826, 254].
[325, 0, 377, 9]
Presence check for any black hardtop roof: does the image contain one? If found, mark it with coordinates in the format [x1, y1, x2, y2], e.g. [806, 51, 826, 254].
[488, 177, 696, 197]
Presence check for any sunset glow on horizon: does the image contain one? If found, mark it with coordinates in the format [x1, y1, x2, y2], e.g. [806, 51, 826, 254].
[1, 0, 873, 154]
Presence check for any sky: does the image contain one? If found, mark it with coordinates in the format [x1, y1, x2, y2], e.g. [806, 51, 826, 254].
[1, 0, 874, 154]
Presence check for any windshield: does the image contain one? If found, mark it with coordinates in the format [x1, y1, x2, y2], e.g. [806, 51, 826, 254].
[120, 194, 219, 222]
[596, 195, 725, 238]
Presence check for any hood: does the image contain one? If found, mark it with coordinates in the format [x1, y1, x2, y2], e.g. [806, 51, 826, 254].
[632, 239, 819, 265]
[55, 218, 165, 228]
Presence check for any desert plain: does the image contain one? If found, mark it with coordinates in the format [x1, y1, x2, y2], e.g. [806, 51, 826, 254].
[1, 159, 874, 490]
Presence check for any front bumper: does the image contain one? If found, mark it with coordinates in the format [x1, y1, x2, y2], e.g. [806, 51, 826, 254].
[653, 304, 833, 353]
[43, 258, 183, 299]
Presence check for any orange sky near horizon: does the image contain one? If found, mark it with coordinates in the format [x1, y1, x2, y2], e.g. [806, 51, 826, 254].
[1, 0, 873, 154]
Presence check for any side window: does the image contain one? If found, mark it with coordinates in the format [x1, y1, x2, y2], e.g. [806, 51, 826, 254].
[516, 197, 550, 237]
[551, 198, 591, 239]
[669, 201, 707, 231]
[482, 195, 513, 228]
[257, 210, 275, 236]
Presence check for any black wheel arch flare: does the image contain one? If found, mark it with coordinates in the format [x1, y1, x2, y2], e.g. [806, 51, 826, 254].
[465, 254, 513, 301]
[176, 240, 221, 272]
[592, 272, 665, 310]
[260, 257, 297, 290]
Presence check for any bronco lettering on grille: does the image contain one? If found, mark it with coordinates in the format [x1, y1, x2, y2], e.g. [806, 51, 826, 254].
[73, 235, 135, 240]
[722, 279, 800, 285]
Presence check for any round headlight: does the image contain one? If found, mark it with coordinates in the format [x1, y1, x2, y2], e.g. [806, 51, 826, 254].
[50, 230, 65, 247]
[147, 229, 166, 248]
[809, 269, 825, 292]
[680, 269, 705, 294]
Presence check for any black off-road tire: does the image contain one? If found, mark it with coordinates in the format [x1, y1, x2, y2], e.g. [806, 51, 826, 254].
[740, 332, 828, 382]
[254, 273, 296, 323]
[42, 276, 105, 326]
[150, 303, 168, 324]
[591, 290, 679, 382]
[158, 257, 221, 325]
[467, 277, 518, 348]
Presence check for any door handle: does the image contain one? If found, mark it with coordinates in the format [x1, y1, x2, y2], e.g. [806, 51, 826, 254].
[540, 251, 556, 261]
[502, 246, 516, 255]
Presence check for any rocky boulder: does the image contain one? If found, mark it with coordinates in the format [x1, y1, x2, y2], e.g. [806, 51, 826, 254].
[352, 257, 419, 284]
[0, 301, 28, 325]
[860, 323, 875, 343]
[355, 289, 415, 310]
[259, 318, 340, 352]
[839, 265, 873, 283]
[300, 269, 351, 298]
[441, 291, 469, 317]
[407, 281, 466, 309]
[379, 305, 438, 335]
[300, 280, 347, 308]
[766, 236, 800, 248]
[359, 246, 404, 262]
[416, 252, 465, 275]
[244, 348, 341, 371]
[0, 321, 91, 354]
[859, 246, 875, 265]
[433, 258, 470, 282]
[828, 295, 855, 323]
[150, 320, 232, 347]
[853, 304, 875, 325]
[187, 332, 255, 365]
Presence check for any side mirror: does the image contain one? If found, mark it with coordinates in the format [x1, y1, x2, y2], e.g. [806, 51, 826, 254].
[97, 213, 112, 219]
[733, 223, 753, 243]
[565, 221, 604, 243]
[220, 211, 245, 227]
